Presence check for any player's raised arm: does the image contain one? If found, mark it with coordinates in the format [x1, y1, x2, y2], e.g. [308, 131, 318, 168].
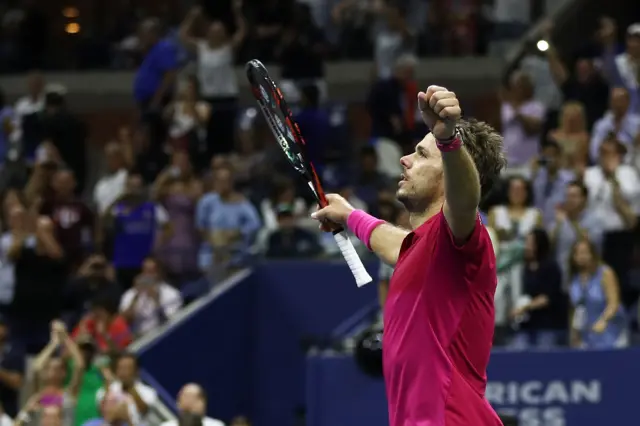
[311, 195, 407, 265]
[419, 86, 479, 241]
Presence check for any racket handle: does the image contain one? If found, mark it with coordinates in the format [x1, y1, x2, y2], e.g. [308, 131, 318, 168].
[333, 231, 373, 287]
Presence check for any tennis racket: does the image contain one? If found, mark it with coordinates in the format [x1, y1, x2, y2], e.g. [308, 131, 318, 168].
[245, 59, 372, 287]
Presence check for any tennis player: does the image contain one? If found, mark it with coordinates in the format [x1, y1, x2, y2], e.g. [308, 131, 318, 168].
[312, 86, 506, 426]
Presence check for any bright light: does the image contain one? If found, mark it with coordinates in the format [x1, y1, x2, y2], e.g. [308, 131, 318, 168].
[62, 7, 79, 18]
[537, 40, 549, 52]
[65, 22, 80, 34]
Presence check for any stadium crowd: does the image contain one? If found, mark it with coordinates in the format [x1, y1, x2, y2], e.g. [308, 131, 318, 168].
[0, 0, 637, 425]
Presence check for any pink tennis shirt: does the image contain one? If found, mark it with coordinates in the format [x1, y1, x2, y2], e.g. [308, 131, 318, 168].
[383, 211, 503, 426]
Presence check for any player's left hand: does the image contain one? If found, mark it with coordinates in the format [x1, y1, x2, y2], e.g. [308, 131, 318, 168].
[418, 86, 461, 140]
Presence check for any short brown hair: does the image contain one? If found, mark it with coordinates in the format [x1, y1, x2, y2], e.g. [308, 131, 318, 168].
[457, 118, 507, 199]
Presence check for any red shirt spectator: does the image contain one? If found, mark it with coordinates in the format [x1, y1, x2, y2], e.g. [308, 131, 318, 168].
[72, 316, 132, 352]
[72, 295, 132, 351]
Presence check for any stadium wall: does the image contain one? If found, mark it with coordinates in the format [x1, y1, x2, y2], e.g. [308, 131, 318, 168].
[137, 260, 379, 426]
[307, 349, 640, 426]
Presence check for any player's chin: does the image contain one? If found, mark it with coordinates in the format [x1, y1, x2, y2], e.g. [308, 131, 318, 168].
[396, 188, 410, 204]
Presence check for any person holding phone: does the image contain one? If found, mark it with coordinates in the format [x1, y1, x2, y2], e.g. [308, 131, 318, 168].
[119, 257, 183, 336]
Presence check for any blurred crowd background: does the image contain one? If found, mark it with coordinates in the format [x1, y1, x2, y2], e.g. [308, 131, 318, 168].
[0, 0, 638, 425]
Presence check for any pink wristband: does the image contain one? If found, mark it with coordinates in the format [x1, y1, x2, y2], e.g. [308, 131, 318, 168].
[436, 135, 463, 152]
[346, 209, 386, 250]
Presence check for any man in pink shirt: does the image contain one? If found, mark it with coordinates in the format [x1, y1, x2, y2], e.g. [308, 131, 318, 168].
[313, 86, 506, 426]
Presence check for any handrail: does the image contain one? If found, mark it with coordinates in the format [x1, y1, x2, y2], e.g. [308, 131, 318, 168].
[330, 301, 379, 340]
[139, 367, 179, 417]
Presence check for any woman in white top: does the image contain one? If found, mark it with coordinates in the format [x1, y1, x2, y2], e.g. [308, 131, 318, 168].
[179, 2, 246, 157]
[489, 176, 542, 243]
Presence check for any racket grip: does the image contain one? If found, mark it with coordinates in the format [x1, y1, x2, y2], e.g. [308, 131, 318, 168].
[333, 231, 373, 287]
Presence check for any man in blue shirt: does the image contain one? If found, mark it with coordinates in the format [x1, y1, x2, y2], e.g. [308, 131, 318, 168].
[134, 19, 178, 108]
[134, 19, 178, 169]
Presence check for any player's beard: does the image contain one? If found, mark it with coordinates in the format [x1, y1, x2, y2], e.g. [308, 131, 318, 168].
[396, 176, 443, 213]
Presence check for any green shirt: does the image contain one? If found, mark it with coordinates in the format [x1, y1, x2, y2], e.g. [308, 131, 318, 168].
[65, 359, 104, 426]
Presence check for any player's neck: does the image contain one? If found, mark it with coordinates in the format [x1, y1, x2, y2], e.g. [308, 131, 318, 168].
[409, 202, 442, 230]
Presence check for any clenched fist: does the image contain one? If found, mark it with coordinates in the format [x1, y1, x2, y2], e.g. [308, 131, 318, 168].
[418, 86, 462, 141]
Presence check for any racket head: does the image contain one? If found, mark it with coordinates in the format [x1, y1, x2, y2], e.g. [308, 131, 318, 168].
[245, 59, 329, 207]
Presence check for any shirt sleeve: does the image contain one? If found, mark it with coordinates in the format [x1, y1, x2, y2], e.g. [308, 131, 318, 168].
[195, 195, 212, 231]
[119, 290, 134, 312]
[157, 43, 178, 72]
[438, 210, 491, 260]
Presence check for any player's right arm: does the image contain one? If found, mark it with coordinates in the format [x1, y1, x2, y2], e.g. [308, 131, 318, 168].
[369, 224, 409, 265]
[312, 194, 408, 265]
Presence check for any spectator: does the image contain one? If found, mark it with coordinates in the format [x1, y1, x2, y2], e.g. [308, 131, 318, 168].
[67, 336, 111, 426]
[488, 176, 542, 243]
[11, 70, 45, 148]
[229, 416, 250, 426]
[93, 143, 129, 216]
[547, 102, 590, 172]
[72, 295, 132, 353]
[179, 2, 246, 157]
[134, 18, 178, 143]
[0, 316, 25, 417]
[0, 204, 30, 312]
[64, 255, 123, 328]
[509, 229, 566, 349]
[153, 152, 203, 283]
[589, 87, 640, 161]
[568, 238, 628, 349]
[23, 143, 61, 207]
[354, 146, 393, 209]
[293, 84, 331, 172]
[599, 18, 640, 114]
[551, 180, 603, 287]
[120, 256, 183, 336]
[15, 403, 63, 426]
[0, 89, 14, 163]
[276, 2, 327, 104]
[374, 1, 415, 80]
[9, 215, 64, 353]
[164, 77, 211, 155]
[531, 141, 574, 229]
[259, 177, 308, 234]
[40, 92, 88, 194]
[500, 71, 545, 171]
[82, 390, 131, 426]
[584, 138, 639, 233]
[367, 54, 419, 146]
[265, 205, 322, 259]
[96, 353, 158, 425]
[30, 321, 83, 423]
[251, 0, 292, 62]
[196, 165, 261, 278]
[40, 169, 94, 271]
[161, 383, 224, 426]
[542, 21, 609, 129]
[104, 172, 171, 290]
